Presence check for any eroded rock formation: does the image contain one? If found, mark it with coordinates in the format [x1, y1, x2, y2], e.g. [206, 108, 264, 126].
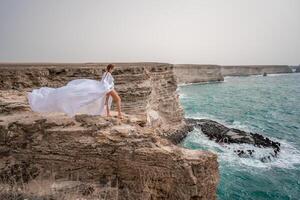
[186, 118, 280, 162]
[0, 63, 186, 136]
[0, 63, 219, 200]
[221, 65, 292, 76]
[173, 64, 292, 84]
[173, 65, 224, 84]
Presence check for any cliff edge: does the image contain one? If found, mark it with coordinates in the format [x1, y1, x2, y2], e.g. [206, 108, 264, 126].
[221, 65, 293, 76]
[0, 63, 219, 200]
[173, 64, 293, 84]
[173, 64, 224, 84]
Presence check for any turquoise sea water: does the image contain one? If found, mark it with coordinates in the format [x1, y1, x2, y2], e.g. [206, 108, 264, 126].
[179, 73, 300, 200]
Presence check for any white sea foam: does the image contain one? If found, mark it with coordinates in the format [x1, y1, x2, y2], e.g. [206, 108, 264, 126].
[178, 81, 223, 87]
[178, 92, 188, 99]
[185, 112, 222, 121]
[183, 128, 300, 170]
[178, 82, 195, 87]
[224, 73, 293, 79]
[185, 113, 253, 132]
[267, 73, 295, 77]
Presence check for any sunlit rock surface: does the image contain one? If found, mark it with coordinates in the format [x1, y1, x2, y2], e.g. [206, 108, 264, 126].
[173, 64, 292, 84]
[0, 63, 219, 200]
[173, 64, 224, 84]
[221, 65, 292, 76]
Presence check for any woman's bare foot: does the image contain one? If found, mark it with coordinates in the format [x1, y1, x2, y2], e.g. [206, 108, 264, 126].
[117, 114, 123, 119]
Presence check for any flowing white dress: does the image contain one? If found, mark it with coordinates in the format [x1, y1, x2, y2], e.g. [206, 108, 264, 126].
[27, 72, 114, 117]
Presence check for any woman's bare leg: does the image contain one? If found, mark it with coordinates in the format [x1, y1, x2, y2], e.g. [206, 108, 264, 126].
[105, 94, 111, 117]
[107, 89, 122, 118]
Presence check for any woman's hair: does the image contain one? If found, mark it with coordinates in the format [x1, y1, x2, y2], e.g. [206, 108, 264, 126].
[106, 64, 115, 72]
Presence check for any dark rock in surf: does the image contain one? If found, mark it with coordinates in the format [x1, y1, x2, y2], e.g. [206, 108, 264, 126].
[185, 118, 281, 161]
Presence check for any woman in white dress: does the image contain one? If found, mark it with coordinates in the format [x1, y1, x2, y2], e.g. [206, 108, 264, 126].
[27, 64, 123, 119]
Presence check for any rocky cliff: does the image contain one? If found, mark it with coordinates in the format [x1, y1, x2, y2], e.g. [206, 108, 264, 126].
[221, 65, 293, 76]
[186, 119, 281, 162]
[0, 63, 184, 133]
[0, 63, 219, 200]
[173, 64, 293, 84]
[173, 65, 224, 84]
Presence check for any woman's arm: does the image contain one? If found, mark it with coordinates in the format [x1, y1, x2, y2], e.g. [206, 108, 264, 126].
[107, 73, 114, 89]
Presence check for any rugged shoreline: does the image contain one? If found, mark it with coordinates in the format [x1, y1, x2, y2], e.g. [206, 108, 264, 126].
[174, 64, 294, 84]
[185, 119, 281, 162]
[0, 62, 292, 199]
[0, 63, 219, 200]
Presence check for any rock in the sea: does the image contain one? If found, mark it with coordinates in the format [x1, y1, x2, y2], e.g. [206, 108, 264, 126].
[186, 118, 281, 161]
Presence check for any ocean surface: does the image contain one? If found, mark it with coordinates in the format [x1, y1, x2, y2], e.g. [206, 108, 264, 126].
[178, 73, 300, 200]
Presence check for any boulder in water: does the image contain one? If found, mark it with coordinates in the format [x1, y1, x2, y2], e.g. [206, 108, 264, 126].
[185, 118, 280, 162]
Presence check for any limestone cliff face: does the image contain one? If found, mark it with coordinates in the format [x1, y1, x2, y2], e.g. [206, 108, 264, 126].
[173, 64, 293, 84]
[173, 64, 224, 84]
[0, 63, 184, 131]
[221, 65, 293, 76]
[0, 63, 219, 200]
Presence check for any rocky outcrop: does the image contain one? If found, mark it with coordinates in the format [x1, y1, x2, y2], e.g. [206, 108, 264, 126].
[186, 119, 280, 162]
[173, 64, 293, 84]
[221, 65, 293, 76]
[288, 65, 300, 72]
[173, 65, 224, 84]
[0, 63, 185, 135]
[0, 63, 219, 200]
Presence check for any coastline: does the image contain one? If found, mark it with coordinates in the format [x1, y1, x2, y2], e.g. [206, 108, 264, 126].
[0, 62, 298, 199]
[0, 63, 219, 200]
[179, 73, 300, 199]
[173, 64, 295, 84]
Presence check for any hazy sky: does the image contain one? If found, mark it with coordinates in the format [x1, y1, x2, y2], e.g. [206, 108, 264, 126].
[0, 0, 299, 65]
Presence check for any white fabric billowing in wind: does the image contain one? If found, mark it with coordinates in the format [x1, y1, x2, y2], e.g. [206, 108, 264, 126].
[27, 72, 114, 117]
